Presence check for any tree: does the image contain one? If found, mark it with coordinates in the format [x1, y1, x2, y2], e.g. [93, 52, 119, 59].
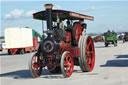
[0, 36, 4, 39]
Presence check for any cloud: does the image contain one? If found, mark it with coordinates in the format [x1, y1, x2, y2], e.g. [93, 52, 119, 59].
[4, 9, 24, 20]
[79, 6, 96, 12]
[4, 9, 36, 20]
[25, 10, 36, 17]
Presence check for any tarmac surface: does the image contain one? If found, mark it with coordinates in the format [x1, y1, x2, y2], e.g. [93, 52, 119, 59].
[0, 41, 128, 85]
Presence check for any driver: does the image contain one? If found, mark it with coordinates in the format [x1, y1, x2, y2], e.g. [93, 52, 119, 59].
[65, 20, 72, 32]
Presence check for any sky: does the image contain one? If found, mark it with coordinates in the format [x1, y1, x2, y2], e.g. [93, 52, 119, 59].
[1, 0, 128, 36]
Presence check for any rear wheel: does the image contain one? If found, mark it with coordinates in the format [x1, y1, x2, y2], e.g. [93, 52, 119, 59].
[78, 35, 85, 71]
[83, 35, 95, 71]
[79, 35, 95, 72]
[29, 53, 42, 78]
[61, 51, 74, 78]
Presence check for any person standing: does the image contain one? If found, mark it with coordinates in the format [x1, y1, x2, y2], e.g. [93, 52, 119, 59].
[79, 19, 84, 25]
[79, 19, 87, 35]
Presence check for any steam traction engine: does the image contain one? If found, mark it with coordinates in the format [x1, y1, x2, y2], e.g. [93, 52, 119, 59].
[29, 4, 95, 78]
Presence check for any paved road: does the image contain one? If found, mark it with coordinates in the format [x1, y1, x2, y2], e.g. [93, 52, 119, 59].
[0, 41, 128, 85]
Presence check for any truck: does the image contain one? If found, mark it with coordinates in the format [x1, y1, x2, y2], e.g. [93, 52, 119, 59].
[4, 27, 38, 55]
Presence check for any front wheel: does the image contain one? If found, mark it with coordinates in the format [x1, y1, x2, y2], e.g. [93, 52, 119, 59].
[29, 53, 42, 78]
[61, 51, 74, 78]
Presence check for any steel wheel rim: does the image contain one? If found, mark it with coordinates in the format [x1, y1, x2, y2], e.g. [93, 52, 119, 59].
[85, 37, 95, 71]
[32, 54, 42, 77]
[64, 53, 74, 77]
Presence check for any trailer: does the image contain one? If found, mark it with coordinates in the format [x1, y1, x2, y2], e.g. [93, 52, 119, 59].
[4, 28, 38, 55]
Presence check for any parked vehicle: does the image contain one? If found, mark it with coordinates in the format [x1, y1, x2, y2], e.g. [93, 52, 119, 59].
[118, 35, 124, 40]
[123, 33, 128, 43]
[0, 43, 2, 51]
[104, 30, 117, 47]
[94, 36, 104, 42]
[29, 4, 95, 78]
[4, 28, 38, 55]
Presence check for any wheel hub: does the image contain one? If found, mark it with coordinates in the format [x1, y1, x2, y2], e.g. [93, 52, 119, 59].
[64, 62, 71, 67]
[33, 63, 39, 68]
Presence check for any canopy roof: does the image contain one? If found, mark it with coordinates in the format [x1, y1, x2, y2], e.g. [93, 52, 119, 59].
[33, 10, 94, 21]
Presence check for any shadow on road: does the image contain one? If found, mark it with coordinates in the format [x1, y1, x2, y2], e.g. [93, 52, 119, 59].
[0, 68, 84, 79]
[0, 69, 64, 79]
[101, 60, 128, 67]
[0, 69, 32, 79]
[95, 45, 113, 48]
[0, 51, 36, 56]
[115, 55, 128, 58]
[101, 54, 128, 67]
[95, 46, 105, 48]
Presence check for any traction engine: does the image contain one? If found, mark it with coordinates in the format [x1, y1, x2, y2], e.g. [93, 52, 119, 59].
[29, 4, 95, 78]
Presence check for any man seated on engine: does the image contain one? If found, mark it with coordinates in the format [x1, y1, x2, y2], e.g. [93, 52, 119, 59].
[65, 20, 72, 32]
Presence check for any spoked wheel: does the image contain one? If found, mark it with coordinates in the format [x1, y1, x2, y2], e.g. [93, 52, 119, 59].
[29, 53, 42, 78]
[79, 35, 95, 72]
[61, 51, 74, 78]
[84, 36, 95, 71]
[72, 23, 82, 45]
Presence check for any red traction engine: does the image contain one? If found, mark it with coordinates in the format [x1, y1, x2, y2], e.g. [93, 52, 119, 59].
[29, 4, 95, 78]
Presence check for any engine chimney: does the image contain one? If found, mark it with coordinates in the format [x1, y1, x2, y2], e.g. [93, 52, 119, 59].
[44, 4, 53, 30]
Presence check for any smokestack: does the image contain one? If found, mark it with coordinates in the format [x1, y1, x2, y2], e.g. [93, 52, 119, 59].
[44, 4, 53, 30]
